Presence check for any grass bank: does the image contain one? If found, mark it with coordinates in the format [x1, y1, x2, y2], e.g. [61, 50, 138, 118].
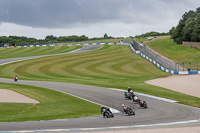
[0, 45, 82, 59]
[145, 36, 200, 63]
[0, 45, 199, 108]
[0, 82, 100, 122]
[134, 37, 148, 43]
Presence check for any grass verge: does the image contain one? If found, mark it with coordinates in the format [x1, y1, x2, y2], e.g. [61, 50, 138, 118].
[0, 46, 82, 59]
[0, 45, 199, 108]
[134, 37, 148, 43]
[145, 36, 200, 63]
[0, 82, 100, 122]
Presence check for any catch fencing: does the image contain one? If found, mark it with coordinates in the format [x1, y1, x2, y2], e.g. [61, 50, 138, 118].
[121, 39, 199, 72]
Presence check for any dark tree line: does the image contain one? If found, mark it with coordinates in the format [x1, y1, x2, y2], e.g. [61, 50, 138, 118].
[135, 31, 169, 38]
[56, 35, 89, 42]
[170, 7, 200, 44]
[0, 36, 38, 46]
[0, 33, 114, 46]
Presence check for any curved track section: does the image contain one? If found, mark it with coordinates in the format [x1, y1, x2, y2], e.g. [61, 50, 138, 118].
[0, 45, 102, 66]
[0, 45, 200, 132]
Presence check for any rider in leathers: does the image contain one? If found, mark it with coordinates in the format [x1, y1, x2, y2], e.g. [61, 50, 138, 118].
[101, 106, 112, 117]
[128, 87, 136, 99]
[122, 104, 129, 112]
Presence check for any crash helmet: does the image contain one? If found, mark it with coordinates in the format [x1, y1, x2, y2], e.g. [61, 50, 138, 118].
[122, 104, 125, 107]
[130, 90, 133, 93]
[128, 87, 131, 89]
[101, 105, 103, 108]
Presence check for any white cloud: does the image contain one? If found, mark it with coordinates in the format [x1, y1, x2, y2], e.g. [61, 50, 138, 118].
[0, 21, 175, 39]
[0, 0, 200, 38]
[0, 22, 138, 39]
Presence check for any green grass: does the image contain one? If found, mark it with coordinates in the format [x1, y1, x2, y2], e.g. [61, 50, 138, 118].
[0, 45, 200, 108]
[134, 37, 148, 43]
[0, 83, 100, 122]
[0, 46, 82, 59]
[145, 36, 200, 63]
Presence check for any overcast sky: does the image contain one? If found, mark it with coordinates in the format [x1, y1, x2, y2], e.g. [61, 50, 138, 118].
[0, 0, 200, 39]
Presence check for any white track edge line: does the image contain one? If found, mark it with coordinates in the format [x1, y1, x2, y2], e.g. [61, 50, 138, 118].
[2, 119, 200, 133]
[108, 88, 177, 103]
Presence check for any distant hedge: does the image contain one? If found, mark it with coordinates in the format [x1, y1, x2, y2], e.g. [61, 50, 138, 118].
[135, 31, 169, 38]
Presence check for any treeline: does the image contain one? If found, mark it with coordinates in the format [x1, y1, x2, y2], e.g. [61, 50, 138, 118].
[0, 33, 114, 46]
[135, 31, 169, 38]
[0, 36, 38, 46]
[170, 7, 200, 44]
[50, 35, 89, 42]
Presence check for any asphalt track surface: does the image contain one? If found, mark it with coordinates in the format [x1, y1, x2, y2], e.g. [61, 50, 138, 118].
[0, 45, 200, 132]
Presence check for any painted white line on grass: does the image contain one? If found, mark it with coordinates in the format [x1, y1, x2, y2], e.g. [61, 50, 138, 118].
[107, 88, 178, 103]
[2, 119, 199, 133]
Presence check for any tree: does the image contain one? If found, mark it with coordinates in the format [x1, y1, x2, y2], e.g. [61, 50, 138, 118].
[171, 7, 200, 44]
[104, 33, 108, 39]
[191, 13, 200, 41]
[196, 7, 200, 13]
[45, 35, 57, 41]
[169, 27, 175, 35]
[135, 31, 169, 38]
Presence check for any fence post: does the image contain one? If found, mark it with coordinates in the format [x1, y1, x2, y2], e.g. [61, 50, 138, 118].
[189, 62, 191, 71]
[177, 63, 179, 71]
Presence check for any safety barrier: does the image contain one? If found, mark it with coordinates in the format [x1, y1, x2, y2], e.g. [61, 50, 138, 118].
[0, 43, 115, 48]
[123, 43, 200, 75]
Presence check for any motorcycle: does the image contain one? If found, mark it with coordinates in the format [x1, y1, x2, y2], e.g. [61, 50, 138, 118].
[14, 76, 18, 82]
[138, 99, 148, 109]
[123, 106, 135, 116]
[124, 90, 134, 100]
[132, 95, 139, 102]
[133, 96, 148, 109]
[101, 107, 114, 118]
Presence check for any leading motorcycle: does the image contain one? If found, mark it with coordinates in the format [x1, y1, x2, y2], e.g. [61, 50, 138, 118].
[124, 90, 134, 100]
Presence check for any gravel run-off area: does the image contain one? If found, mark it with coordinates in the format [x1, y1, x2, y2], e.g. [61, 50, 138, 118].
[0, 89, 39, 103]
[145, 74, 200, 98]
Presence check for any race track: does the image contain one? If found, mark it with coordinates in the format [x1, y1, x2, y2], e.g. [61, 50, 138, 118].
[0, 45, 200, 132]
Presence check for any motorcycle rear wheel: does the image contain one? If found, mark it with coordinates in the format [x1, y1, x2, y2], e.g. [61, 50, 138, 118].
[127, 111, 132, 116]
[105, 112, 110, 118]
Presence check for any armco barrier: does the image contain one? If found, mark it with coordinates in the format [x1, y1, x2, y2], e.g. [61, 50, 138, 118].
[1, 43, 114, 48]
[118, 43, 199, 75]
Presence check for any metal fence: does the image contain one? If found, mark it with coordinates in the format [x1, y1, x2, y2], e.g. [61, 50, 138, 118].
[121, 39, 199, 72]
[181, 62, 199, 71]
